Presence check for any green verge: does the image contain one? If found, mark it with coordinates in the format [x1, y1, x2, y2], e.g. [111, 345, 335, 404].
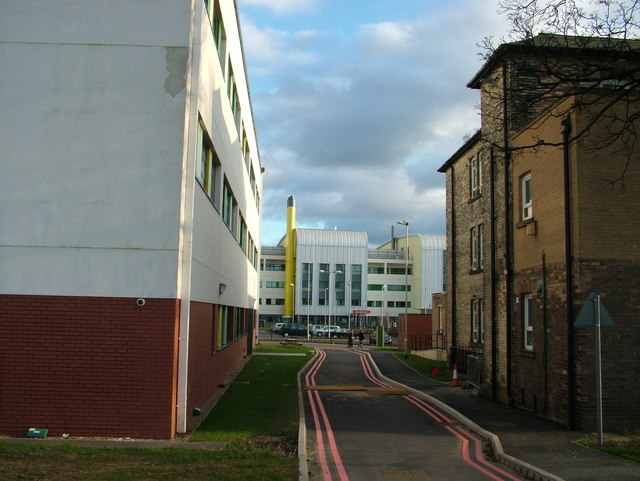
[577, 436, 640, 463]
[191, 344, 315, 444]
[385, 348, 458, 383]
[0, 442, 297, 481]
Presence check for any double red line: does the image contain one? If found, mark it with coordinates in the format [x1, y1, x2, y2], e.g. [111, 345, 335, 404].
[305, 348, 523, 481]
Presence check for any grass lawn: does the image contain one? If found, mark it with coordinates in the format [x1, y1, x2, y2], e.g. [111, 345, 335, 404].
[577, 435, 640, 464]
[0, 442, 297, 481]
[385, 348, 459, 383]
[191, 344, 315, 444]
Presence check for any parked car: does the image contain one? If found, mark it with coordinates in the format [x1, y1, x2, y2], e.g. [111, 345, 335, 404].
[335, 328, 353, 338]
[272, 322, 285, 333]
[316, 325, 340, 337]
[280, 323, 308, 337]
[369, 330, 392, 345]
[310, 324, 325, 336]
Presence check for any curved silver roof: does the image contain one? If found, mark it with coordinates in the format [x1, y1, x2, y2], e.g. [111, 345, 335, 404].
[418, 234, 447, 251]
[296, 228, 368, 248]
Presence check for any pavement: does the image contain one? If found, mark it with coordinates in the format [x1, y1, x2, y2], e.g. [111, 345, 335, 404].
[366, 349, 639, 481]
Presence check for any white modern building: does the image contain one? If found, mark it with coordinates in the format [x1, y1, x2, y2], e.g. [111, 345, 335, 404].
[260, 197, 446, 330]
[0, 0, 261, 438]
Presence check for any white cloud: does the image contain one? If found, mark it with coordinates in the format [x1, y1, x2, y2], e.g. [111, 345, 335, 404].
[242, 0, 510, 246]
[241, 0, 322, 15]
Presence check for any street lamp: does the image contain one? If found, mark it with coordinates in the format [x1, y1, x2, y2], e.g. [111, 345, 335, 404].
[397, 220, 409, 359]
[380, 285, 386, 327]
[306, 263, 312, 340]
[324, 288, 328, 328]
[290, 283, 296, 324]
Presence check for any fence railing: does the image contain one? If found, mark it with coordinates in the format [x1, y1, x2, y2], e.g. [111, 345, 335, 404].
[412, 332, 447, 350]
[448, 346, 482, 374]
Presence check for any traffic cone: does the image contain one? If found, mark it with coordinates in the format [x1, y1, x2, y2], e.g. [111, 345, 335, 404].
[452, 363, 460, 387]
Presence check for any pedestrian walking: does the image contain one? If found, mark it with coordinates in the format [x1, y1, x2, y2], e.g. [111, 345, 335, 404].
[357, 330, 365, 348]
[347, 332, 354, 350]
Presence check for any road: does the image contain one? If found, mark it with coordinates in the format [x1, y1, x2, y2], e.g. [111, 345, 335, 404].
[302, 347, 525, 481]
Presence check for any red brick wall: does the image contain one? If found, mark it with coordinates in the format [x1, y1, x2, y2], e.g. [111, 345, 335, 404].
[0, 295, 180, 439]
[398, 314, 433, 351]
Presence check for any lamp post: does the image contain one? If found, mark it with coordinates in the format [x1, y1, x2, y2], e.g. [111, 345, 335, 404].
[306, 263, 311, 340]
[347, 280, 352, 333]
[324, 288, 328, 329]
[380, 285, 386, 327]
[397, 220, 409, 359]
[290, 283, 296, 324]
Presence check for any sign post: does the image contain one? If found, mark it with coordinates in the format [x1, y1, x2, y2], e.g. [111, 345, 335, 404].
[574, 292, 614, 445]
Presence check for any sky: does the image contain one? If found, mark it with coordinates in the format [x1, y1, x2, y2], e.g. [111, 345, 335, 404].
[237, 0, 511, 247]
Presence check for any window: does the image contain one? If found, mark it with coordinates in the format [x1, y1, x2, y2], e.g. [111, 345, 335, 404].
[302, 263, 313, 305]
[471, 298, 484, 344]
[521, 172, 532, 221]
[470, 152, 483, 197]
[387, 267, 412, 275]
[479, 299, 485, 343]
[351, 264, 362, 307]
[471, 299, 479, 343]
[266, 281, 284, 288]
[368, 266, 384, 274]
[216, 305, 230, 349]
[470, 226, 478, 270]
[212, 1, 227, 71]
[335, 264, 345, 306]
[222, 177, 237, 232]
[238, 216, 247, 252]
[470, 224, 484, 272]
[523, 293, 533, 350]
[196, 123, 221, 207]
[264, 263, 285, 271]
[227, 67, 241, 132]
[479, 224, 484, 270]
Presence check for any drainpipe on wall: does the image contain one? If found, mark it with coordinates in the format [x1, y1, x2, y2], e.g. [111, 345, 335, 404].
[542, 252, 548, 416]
[561, 117, 576, 429]
[450, 166, 457, 359]
[502, 62, 513, 402]
[490, 148, 498, 399]
[176, 4, 199, 435]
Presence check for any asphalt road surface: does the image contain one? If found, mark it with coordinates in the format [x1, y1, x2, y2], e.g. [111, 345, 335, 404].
[302, 347, 525, 481]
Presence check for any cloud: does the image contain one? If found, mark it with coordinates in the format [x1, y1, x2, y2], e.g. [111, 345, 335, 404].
[241, 0, 509, 246]
[241, 0, 322, 15]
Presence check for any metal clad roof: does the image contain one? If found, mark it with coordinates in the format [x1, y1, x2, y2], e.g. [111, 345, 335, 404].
[296, 229, 368, 248]
[418, 234, 446, 251]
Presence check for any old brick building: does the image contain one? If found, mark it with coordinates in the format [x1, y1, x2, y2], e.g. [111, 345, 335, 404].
[439, 34, 640, 430]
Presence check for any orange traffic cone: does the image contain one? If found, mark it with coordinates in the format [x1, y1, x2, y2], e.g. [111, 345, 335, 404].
[452, 363, 460, 387]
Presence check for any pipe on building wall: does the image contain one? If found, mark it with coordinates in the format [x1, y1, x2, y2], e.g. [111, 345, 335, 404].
[176, 4, 199, 434]
[450, 166, 457, 355]
[490, 148, 498, 399]
[502, 61, 513, 402]
[284, 195, 296, 318]
[542, 252, 549, 416]
[561, 117, 576, 429]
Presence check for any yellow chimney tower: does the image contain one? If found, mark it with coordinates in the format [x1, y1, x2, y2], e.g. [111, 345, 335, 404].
[284, 196, 296, 319]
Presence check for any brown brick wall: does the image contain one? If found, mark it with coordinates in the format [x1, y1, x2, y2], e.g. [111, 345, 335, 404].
[0, 295, 180, 439]
[573, 259, 640, 431]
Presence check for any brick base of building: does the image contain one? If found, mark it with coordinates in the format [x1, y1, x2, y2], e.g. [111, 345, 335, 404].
[0, 294, 180, 439]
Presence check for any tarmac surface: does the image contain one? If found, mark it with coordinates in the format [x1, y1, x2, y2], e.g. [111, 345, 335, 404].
[365, 349, 639, 481]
